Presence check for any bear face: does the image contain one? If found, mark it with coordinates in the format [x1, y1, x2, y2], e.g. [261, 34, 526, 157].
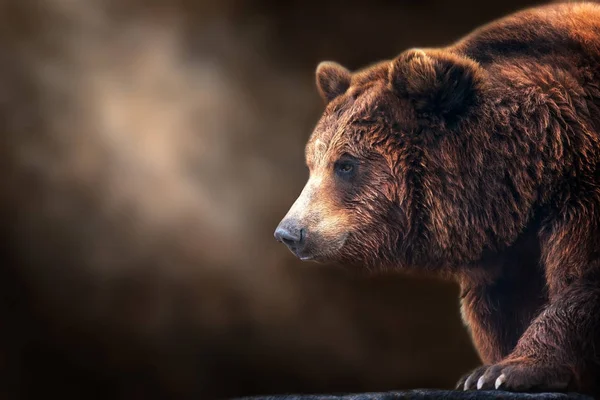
[276, 67, 413, 267]
[275, 49, 513, 270]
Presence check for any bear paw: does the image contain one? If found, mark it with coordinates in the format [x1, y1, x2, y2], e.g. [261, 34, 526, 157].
[457, 358, 573, 392]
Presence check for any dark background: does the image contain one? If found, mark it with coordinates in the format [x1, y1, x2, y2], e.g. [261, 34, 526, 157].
[0, 0, 549, 398]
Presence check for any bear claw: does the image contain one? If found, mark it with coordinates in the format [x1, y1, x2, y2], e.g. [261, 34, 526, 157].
[495, 373, 506, 389]
[457, 359, 572, 392]
[457, 366, 487, 390]
[476, 375, 486, 390]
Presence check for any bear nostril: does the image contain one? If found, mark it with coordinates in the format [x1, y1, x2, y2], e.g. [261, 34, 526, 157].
[282, 236, 296, 247]
[274, 226, 301, 247]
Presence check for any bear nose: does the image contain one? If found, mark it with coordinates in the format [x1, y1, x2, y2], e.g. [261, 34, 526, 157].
[274, 223, 305, 252]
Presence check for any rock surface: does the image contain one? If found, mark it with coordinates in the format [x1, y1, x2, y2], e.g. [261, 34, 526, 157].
[236, 390, 593, 400]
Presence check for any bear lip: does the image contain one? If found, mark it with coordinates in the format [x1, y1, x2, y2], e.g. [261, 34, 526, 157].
[296, 232, 349, 263]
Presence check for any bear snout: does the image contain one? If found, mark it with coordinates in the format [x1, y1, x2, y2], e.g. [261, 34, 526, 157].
[274, 220, 307, 257]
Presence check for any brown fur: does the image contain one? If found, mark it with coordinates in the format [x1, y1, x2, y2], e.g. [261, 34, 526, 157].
[275, 2, 600, 395]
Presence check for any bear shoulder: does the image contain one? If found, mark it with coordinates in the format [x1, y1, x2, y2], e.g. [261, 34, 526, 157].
[453, 2, 600, 65]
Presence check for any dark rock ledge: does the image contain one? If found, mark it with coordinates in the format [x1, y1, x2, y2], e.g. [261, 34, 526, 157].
[235, 389, 593, 400]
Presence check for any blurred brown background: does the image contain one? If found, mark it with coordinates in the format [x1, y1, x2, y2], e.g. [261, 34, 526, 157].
[0, 0, 547, 399]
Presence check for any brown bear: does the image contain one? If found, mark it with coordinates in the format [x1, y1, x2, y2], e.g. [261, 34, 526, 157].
[274, 1, 600, 396]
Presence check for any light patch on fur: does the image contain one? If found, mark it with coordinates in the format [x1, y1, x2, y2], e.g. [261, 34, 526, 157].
[281, 171, 352, 259]
[285, 178, 349, 226]
[315, 212, 350, 237]
[284, 180, 316, 220]
[314, 139, 327, 163]
[310, 175, 323, 188]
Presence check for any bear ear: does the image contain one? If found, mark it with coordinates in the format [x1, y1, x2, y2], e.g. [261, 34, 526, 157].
[316, 61, 351, 104]
[389, 49, 484, 120]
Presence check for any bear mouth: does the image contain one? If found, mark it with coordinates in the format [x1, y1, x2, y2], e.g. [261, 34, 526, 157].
[295, 232, 349, 263]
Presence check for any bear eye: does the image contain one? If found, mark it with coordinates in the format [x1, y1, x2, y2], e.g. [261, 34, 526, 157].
[334, 158, 357, 179]
[337, 163, 354, 173]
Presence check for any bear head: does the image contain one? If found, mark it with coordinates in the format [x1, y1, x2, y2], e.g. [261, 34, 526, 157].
[275, 49, 504, 271]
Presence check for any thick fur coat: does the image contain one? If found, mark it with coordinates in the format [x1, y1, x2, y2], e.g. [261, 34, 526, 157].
[275, 2, 600, 395]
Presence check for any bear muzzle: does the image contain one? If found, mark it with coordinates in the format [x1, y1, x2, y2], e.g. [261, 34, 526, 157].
[274, 219, 310, 259]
